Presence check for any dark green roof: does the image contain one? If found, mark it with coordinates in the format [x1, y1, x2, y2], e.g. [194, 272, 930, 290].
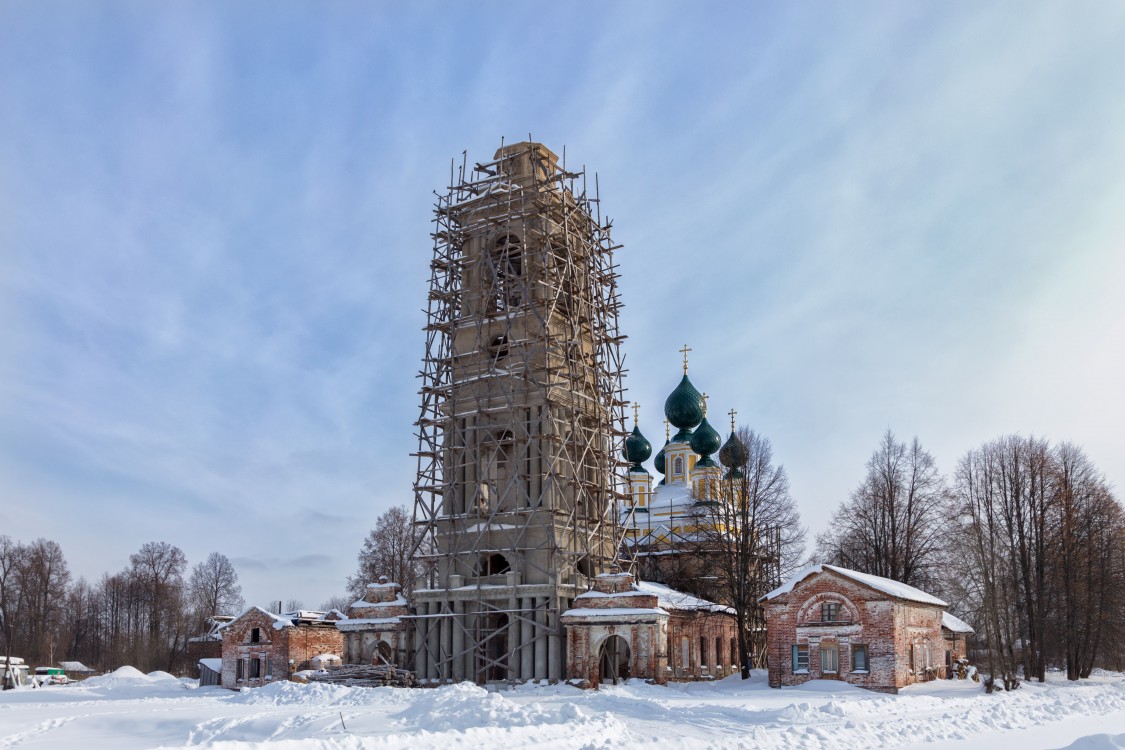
[690, 417, 722, 458]
[664, 374, 704, 430]
[623, 425, 652, 468]
[718, 430, 749, 469]
[653, 441, 668, 475]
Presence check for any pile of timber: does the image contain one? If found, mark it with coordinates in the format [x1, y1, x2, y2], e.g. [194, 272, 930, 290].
[306, 664, 417, 688]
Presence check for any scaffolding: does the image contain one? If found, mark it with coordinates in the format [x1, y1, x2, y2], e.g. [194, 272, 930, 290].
[411, 141, 629, 684]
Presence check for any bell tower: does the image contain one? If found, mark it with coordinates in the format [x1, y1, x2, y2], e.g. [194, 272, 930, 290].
[412, 142, 628, 683]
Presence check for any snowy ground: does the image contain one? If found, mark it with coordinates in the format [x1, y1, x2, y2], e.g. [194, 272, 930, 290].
[1, 667, 1123, 750]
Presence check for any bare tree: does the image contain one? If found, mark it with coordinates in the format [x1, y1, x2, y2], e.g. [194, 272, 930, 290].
[348, 505, 425, 600]
[129, 542, 188, 672]
[187, 553, 244, 629]
[319, 595, 352, 613]
[1051, 443, 1121, 679]
[0, 536, 24, 672]
[950, 443, 1022, 691]
[816, 431, 947, 591]
[694, 427, 805, 678]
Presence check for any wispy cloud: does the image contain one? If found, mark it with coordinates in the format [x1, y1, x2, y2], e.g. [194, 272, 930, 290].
[1, 2, 1122, 605]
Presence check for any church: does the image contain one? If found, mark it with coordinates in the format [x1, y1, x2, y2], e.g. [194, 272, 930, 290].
[407, 141, 741, 686]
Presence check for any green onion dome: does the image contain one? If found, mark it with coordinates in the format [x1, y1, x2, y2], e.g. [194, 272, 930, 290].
[690, 416, 722, 459]
[664, 374, 704, 440]
[653, 441, 668, 483]
[624, 425, 652, 470]
[718, 430, 749, 470]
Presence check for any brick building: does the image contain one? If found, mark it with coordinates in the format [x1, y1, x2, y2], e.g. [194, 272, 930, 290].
[761, 565, 968, 693]
[219, 606, 344, 689]
[338, 578, 413, 670]
[562, 572, 738, 687]
[942, 611, 974, 672]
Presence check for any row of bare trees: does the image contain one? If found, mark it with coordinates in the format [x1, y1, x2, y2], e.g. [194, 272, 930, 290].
[817, 431, 1125, 687]
[0, 537, 244, 674]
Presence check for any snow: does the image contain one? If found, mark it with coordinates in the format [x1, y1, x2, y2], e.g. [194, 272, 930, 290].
[942, 611, 975, 633]
[57, 661, 93, 672]
[635, 580, 736, 614]
[561, 607, 670, 618]
[336, 616, 403, 629]
[348, 595, 408, 610]
[572, 579, 733, 615]
[762, 564, 948, 606]
[2, 667, 1122, 749]
[199, 658, 223, 672]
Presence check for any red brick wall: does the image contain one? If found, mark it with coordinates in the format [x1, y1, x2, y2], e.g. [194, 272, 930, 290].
[285, 626, 344, 672]
[221, 609, 344, 689]
[221, 610, 288, 689]
[764, 570, 944, 694]
[667, 611, 739, 682]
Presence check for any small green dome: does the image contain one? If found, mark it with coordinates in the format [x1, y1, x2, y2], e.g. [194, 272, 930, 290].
[624, 425, 652, 469]
[690, 416, 722, 458]
[664, 374, 704, 430]
[653, 441, 668, 475]
[718, 430, 749, 469]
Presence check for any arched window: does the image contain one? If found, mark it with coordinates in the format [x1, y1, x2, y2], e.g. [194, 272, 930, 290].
[673, 455, 684, 477]
[479, 431, 514, 514]
[489, 334, 509, 363]
[489, 235, 522, 312]
[480, 553, 510, 576]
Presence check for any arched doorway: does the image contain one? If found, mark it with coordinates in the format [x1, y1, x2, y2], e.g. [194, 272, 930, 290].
[480, 613, 509, 682]
[599, 635, 631, 685]
[374, 640, 393, 666]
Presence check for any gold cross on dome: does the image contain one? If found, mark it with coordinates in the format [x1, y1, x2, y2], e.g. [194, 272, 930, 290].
[664, 419, 670, 441]
[679, 344, 692, 374]
[632, 402, 641, 426]
[702, 393, 709, 417]
[728, 408, 737, 432]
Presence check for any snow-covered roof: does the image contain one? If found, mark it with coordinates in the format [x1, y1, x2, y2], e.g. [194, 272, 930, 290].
[761, 564, 947, 607]
[58, 661, 94, 672]
[350, 595, 408, 610]
[635, 580, 735, 614]
[336, 616, 403, 631]
[561, 607, 670, 619]
[367, 580, 400, 589]
[942, 611, 974, 633]
[219, 605, 340, 631]
[198, 658, 222, 673]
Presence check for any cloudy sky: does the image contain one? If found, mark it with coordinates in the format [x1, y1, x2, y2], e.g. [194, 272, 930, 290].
[2, 2, 1123, 609]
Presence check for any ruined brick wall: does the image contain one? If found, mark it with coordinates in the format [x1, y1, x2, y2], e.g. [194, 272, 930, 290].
[285, 625, 344, 672]
[764, 570, 944, 694]
[893, 602, 944, 688]
[667, 610, 739, 681]
[221, 610, 291, 689]
[564, 619, 667, 686]
[221, 610, 345, 689]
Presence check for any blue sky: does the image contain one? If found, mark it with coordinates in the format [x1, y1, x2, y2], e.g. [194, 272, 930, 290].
[2, 2, 1123, 608]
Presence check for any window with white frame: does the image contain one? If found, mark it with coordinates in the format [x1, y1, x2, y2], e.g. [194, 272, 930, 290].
[820, 642, 839, 673]
[851, 644, 868, 671]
